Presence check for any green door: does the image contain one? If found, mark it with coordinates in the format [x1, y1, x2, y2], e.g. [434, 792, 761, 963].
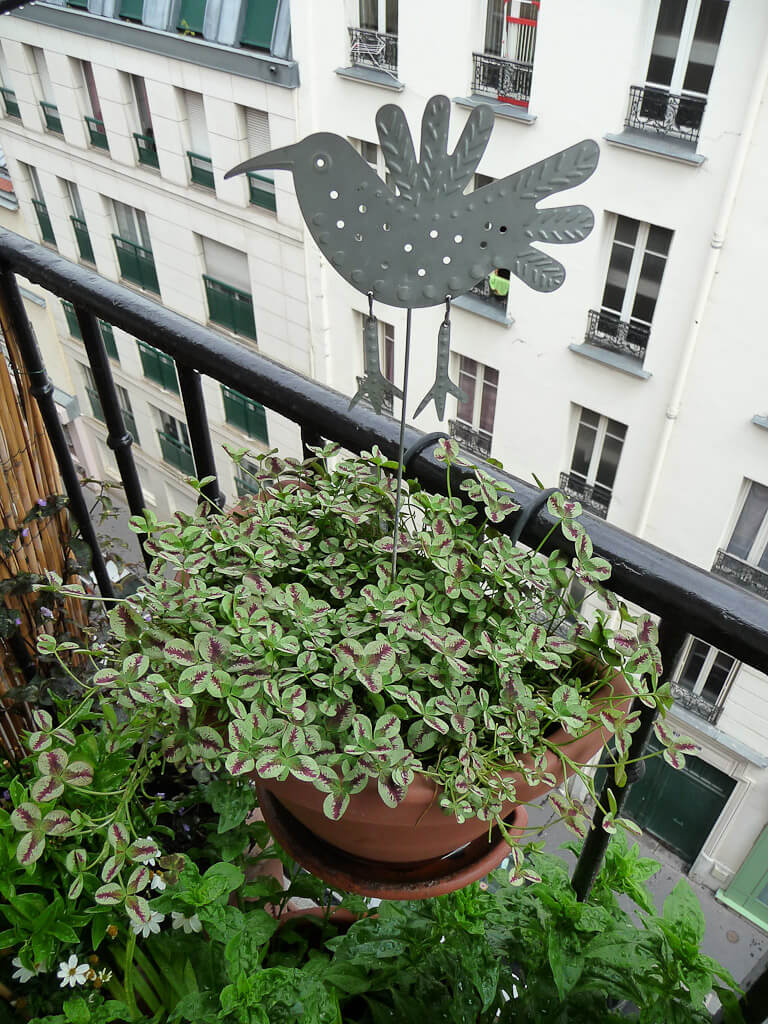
[719, 827, 768, 931]
[597, 738, 735, 866]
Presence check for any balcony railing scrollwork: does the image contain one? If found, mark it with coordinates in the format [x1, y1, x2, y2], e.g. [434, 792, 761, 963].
[669, 681, 723, 725]
[712, 549, 768, 602]
[625, 85, 706, 145]
[558, 472, 610, 520]
[449, 419, 492, 459]
[348, 27, 398, 77]
[584, 309, 650, 362]
[472, 52, 533, 108]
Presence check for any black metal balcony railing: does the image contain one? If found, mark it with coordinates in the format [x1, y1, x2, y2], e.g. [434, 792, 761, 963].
[669, 681, 723, 725]
[40, 101, 63, 134]
[134, 132, 159, 169]
[355, 376, 393, 416]
[625, 85, 707, 146]
[85, 115, 109, 151]
[712, 549, 768, 602]
[472, 52, 533, 108]
[348, 27, 398, 76]
[449, 418, 492, 459]
[584, 309, 651, 362]
[0, 87, 21, 119]
[1, 227, 767, 1022]
[558, 472, 611, 520]
[469, 275, 508, 310]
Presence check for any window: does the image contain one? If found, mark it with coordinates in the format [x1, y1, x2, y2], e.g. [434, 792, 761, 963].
[81, 364, 104, 423]
[112, 201, 159, 293]
[725, 481, 768, 570]
[177, 0, 205, 35]
[589, 216, 672, 361]
[61, 301, 118, 360]
[222, 386, 268, 444]
[673, 637, 736, 721]
[235, 457, 260, 497]
[137, 340, 178, 393]
[358, 0, 397, 34]
[477, 1, 538, 107]
[116, 384, 138, 441]
[65, 181, 95, 264]
[81, 62, 108, 150]
[0, 44, 20, 120]
[450, 356, 498, 458]
[30, 48, 62, 133]
[131, 76, 158, 168]
[201, 238, 256, 339]
[244, 108, 275, 211]
[156, 409, 194, 475]
[351, 1, 398, 74]
[183, 90, 213, 188]
[26, 165, 56, 246]
[240, 0, 279, 50]
[119, 0, 143, 22]
[352, 138, 396, 191]
[564, 407, 627, 518]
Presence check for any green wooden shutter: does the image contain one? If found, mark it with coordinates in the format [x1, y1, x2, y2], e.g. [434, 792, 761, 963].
[177, 0, 205, 33]
[239, 0, 279, 50]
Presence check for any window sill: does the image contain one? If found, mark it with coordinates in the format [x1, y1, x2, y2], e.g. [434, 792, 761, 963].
[603, 129, 705, 166]
[454, 95, 536, 124]
[569, 342, 651, 379]
[335, 65, 404, 91]
[453, 291, 514, 326]
[751, 415, 768, 431]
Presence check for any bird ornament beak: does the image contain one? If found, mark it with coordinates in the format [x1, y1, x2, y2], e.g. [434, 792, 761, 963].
[224, 144, 297, 179]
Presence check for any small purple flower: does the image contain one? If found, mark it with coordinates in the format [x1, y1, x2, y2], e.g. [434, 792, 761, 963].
[21, 528, 29, 539]
[1, 789, 9, 801]
[142, 612, 152, 622]
[40, 607, 54, 620]
[14, 617, 21, 626]
[37, 499, 47, 508]
[182, 824, 191, 833]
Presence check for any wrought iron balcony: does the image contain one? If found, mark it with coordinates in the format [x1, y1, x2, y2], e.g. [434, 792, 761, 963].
[188, 151, 215, 189]
[1, 228, 768, 1023]
[40, 101, 63, 134]
[472, 53, 533, 108]
[469, 275, 508, 311]
[669, 681, 723, 725]
[0, 87, 20, 120]
[348, 27, 398, 76]
[449, 419, 492, 459]
[584, 309, 650, 362]
[625, 85, 706, 146]
[558, 472, 610, 520]
[134, 132, 159, 169]
[85, 116, 109, 150]
[247, 172, 277, 213]
[355, 376, 393, 416]
[712, 549, 768, 602]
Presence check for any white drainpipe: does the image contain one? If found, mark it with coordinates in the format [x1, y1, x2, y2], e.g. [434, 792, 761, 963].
[636, 37, 768, 537]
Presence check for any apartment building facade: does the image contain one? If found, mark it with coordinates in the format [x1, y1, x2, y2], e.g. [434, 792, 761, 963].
[1, 0, 767, 925]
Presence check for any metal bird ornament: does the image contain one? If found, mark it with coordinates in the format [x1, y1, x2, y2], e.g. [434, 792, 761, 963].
[226, 94, 598, 426]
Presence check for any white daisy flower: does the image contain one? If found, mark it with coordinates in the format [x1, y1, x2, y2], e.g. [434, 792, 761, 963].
[150, 871, 166, 892]
[11, 956, 43, 983]
[57, 955, 89, 988]
[171, 912, 202, 934]
[130, 910, 165, 938]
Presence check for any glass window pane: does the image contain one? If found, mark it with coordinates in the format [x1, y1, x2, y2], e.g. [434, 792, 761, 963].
[679, 639, 709, 690]
[601, 240, 633, 315]
[580, 408, 600, 429]
[631, 251, 667, 324]
[484, 0, 505, 54]
[571, 420, 597, 478]
[727, 482, 768, 560]
[359, 0, 377, 29]
[701, 651, 735, 702]
[456, 371, 475, 423]
[647, 225, 673, 256]
[479, 375, 497, 435]
[595, 431, 624, 490]
[484, 366, 499, 387]
[683, 0, 728, 95]
[606, 418, 627, 441]
[386, 0, 398, 34]
[615, 216, 640, 246]
[646, 0, 687, 87]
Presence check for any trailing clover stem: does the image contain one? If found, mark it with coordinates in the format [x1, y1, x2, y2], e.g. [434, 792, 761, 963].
[123, 929, 138, 1020]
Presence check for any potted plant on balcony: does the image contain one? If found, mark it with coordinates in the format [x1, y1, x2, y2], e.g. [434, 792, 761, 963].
[38, 439, 684, 896]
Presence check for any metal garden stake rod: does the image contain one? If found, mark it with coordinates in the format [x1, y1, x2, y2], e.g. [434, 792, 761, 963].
[226, 93, 599, 576]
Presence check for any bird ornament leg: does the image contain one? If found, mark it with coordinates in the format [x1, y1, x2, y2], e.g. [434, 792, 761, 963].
[349, 293, 403, 416]
[413, 296, 467, 421]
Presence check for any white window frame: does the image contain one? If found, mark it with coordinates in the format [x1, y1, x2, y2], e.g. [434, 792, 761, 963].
[65, 180, 85, 221]
[357, 0, 396, 33]
[601, 217, 671, 329]
[112, 200, 151, 250]
[646, 0, 728, 97]
[726, 481, 768, 567]
[131, 75, 153, 136]
[569, 407, 627, 491]
[675, 636, 737, 704]
[182, 89, 209, 158]
[156, 407, 190, 448]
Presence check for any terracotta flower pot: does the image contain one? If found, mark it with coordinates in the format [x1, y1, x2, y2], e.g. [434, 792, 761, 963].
[258, 671, 633, 865]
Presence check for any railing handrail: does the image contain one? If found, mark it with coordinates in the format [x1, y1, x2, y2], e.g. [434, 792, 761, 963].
[472, 50, 533, 71]
[0, 226, 766, 670]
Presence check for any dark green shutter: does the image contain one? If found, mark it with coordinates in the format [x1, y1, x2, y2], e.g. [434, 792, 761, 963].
[222, 386, 268, 443]
[239, 0, 278, 49]
[177, 0, 205, 33]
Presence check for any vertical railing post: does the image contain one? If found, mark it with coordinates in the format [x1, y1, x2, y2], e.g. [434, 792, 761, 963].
[75, 307, 151, 571]
[571, 619, 687, 900]
[0, 264, 115, 600]
[176, 363, 225, 510]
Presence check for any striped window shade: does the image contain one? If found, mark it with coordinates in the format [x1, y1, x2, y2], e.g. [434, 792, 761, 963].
[246, 108, 271, 157]
[184, 90, 209, 156]
[201, 237, 251, 295]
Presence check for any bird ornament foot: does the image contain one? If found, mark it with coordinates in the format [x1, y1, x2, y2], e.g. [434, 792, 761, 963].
[414, 298, 467, 420]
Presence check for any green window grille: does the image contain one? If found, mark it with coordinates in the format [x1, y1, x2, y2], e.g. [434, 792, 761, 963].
[134, 132, 159, 169]
[119, 0, 143, 20]
[40, 101, 63, 134]
[203, 276, 256, 340]
[177, 0, 205, 34]
[247, 172, 276, 212]
[158, 430, 194, 475]
[222, 386, 268, 443]
[239, 0, 278, 49]
[32, 199, 56, 246]
[85, 387, 105, 423]
[62, 301, 119, 361]
[113, 235, 160, 294]
[85, 116, 109, 150]
[137, 340, 178, 393]
[187, 152, 214, 189]
[70, 216, 95, 263]
[0, 88, 20, 119]
[235, 471, 260, 498]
